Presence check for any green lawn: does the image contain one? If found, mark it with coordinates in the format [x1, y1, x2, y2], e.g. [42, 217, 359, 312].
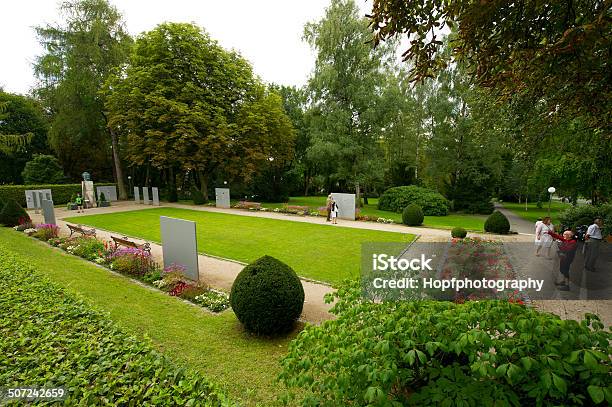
[260, 196, 486, 232]
[0, 228, 290, 406]
[501, 201, 572, 224]
[65, 207, 413, 284]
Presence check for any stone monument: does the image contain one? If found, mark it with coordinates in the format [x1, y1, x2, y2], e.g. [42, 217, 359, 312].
[41, 199, 56, 225]
[25, 189, 52, 210]
[96, 185, 118, 202]
[142, 187, 150, 205]
[215, 188, 230, 208]
[152, 187, 160, 206]
[331, 193, 356, 221]
[160, 216, 199, 281]
[81, 172, 95, 209]
[134, 187, 141, 203]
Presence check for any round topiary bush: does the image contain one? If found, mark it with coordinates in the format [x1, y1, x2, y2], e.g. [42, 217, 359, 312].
[230, 255, 304, 335]
[0, 199, 31, 227]
[484, 210, 510, 234]
[402, 204, 424, 226]
[451, 227, 467, 238]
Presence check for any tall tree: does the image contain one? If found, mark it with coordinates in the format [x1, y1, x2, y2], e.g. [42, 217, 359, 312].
[35, 0, 132, 197]
[304, 0, 394, 205]
[104, 23, 294, 200]
[0, 92, 48, 184]
[368, 0, 612, 135]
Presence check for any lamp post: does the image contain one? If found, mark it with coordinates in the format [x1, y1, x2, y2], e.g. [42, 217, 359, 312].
[547, 186, 556, 217]
[127, 176, 132, 198]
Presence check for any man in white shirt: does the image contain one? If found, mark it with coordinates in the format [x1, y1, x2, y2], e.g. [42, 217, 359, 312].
[584, 218, 604, 272]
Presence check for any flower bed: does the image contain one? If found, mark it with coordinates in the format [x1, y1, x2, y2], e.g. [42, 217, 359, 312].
[234, 201, 262, 209]
[14, 230, 230, 314]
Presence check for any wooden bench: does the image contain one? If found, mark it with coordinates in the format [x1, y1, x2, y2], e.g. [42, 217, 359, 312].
[111, 235, 151, 254]
[67, 224, 96, 238]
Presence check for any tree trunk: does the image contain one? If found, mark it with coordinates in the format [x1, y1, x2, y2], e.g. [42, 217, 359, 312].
[110, 130, 128, 200]
[198, 170, 209, 201]
[355, 182, 361, 208]
[168, 166, 178, 202]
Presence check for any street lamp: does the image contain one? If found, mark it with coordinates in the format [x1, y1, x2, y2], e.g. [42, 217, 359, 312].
[547, 186, 556, 216]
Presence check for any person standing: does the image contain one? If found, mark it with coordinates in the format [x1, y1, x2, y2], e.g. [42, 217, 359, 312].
[325, 194, 333, 222]
[75, 193, 84, 213]
[584, 218, 604, 272]
[536, 217, 554, 258]
[330, 199, 339, 224]
[547, 229, 578, 291]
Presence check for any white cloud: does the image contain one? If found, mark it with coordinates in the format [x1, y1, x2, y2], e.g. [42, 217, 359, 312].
[0, 0, 375, 95]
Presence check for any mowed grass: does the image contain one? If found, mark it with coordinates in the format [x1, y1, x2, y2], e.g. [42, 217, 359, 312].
[65, 207, 413, 284]
[501, 201, 572, 224]
[0, 228, 291, 406]
[260, 196, 486, 232]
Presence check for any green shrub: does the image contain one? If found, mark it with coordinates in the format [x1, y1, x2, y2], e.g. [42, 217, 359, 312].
[21, 154, 65, 184]
[378, 186, 449, 216]
[402, 204, 424, 226]
[191, 186, 206, 205]
[558, 203, 612, 235]
[230, 255, 304, 335]
[99, 192, 107, 202]
[69, 237, 106, 261]
[0, 183, 115, 206]
[451, 227, 467, 238]
[0, 247, 229, 405]
[0, 199, 31, 227]
[484, 210, 511, 234]
[280, 280, 611, 406]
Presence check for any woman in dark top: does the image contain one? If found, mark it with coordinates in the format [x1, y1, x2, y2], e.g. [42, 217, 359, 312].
[547, 230, 578, 291]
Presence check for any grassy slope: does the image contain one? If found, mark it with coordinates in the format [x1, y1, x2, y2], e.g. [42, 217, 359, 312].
[501, 201, 571, 224]
[259, 196, 486, 231]
[0, 228, 290, 406]
[65, 207, 413, 284]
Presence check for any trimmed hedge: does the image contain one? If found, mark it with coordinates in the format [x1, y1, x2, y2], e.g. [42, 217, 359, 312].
[0, 183, 116, 206]
[378, 186, 449, 216]
[402, 204, 424, 226]
[558, 203, 612, 236]
[484, 210, 511, 234]
[230, 256, 304, 335]
[0, 199, 31, 227]
[0, 246, 230, 405]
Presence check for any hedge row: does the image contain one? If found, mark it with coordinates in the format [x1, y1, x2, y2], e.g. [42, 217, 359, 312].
[0, 183, 116, 206]
[0, 246, 231, 406]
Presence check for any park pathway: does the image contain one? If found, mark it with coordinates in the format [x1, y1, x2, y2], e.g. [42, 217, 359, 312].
[495, 203, 535, 235]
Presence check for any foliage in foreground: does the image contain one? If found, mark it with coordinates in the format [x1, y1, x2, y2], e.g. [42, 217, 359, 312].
[558, 203, 612, 236]
[231, 255, 304, 335]
[0, 198, 31, 227]
[378, 186, 449, 216]
[0, 246, 231, 406]
[279, 280, 611, 406]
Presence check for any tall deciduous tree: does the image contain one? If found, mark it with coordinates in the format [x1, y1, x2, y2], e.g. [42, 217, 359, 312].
[104, 23, 294, 200]
[304, 0, 394, 205]
[0, 92, 48, 184]
[368, 0, 612, 135]
[34, 0, 132, 197]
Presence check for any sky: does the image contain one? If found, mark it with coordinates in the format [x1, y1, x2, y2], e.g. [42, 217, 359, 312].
[0, 0, 374, 95]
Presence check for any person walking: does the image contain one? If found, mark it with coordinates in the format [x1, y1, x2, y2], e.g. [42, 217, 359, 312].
[547, 229, 578, 291]
[325, 194, 333, 222]
[584, 218, 604, 272]
[330, 199, 339, 224]
[536, 217, 554, 258]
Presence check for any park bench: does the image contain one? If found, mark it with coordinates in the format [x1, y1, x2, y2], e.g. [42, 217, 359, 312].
[111, 235, 152, 254]
[67, 223, 96, 238]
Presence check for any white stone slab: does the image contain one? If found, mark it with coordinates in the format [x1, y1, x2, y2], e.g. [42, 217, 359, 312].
[25, 189, 52, 209]
[160, 216, 199, 281]
[142, 187, 150, 205]
[96, 185, 118, 201]
[82, 181, 95, 209]
[152, 187, 160, 206]
[134, 187, 140, 203]
[215, 188, 230, 208]
[331, 193, 356, 220]
[41, 199, 56, 225]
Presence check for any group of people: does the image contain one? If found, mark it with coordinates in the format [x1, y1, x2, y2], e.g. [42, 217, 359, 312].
[535, 217, 605, 291]
[325, 194, 339, 224]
